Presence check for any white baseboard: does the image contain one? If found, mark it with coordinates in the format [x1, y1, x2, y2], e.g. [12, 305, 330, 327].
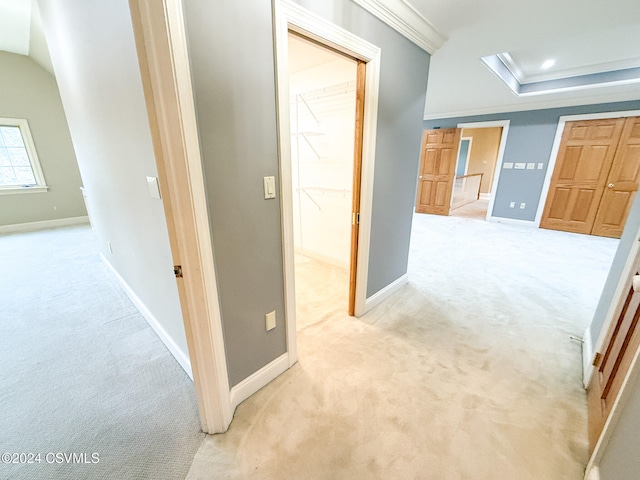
[486, 216, 537, 228]
[364, 273, 409, 313]
[230, 353, 289, 409]
[0, 216, 89, 234]
[295, 247, 349, 270]
[583, 326, 594, 389]
[585, 465, 600, 480]
[100, 253, 193, 379]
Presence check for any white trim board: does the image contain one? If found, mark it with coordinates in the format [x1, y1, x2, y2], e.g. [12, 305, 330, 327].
[535, 110, 640, 227]
[456, 120, 511, 224]
[100, 253, 193, 379]
[364, 273, 408, 312]
[423, 92, 640, 121]
[230, 353, 289, 409]
[275, 0, 382, 374]
[0, 216, 89, 234]
[349, 0, 447, 54]
[582, 326, 593, 389]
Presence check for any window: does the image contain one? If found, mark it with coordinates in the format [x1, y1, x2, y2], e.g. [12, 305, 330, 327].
[0, 118, 48, 194]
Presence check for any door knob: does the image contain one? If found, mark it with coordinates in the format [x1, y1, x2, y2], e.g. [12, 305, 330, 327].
[419, 175, 423, 179]
[608, 183, 614, 188]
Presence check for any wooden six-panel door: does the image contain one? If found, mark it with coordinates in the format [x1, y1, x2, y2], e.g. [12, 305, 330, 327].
[415, 128, 461, 216]
[541, 117, 640, 238]
[592, 117, 640, 237]
[540, 119, 625, 234]
[588, 268, 640, 451]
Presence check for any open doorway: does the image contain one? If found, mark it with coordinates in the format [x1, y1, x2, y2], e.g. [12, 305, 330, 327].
[415, 121, 509, 221]
[286, 32, 360, 326]
[450, 127, 503, 220]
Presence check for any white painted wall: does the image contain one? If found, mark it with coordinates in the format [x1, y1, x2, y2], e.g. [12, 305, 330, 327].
[289, 49, 357, 268]
[37, 0, 190, 374]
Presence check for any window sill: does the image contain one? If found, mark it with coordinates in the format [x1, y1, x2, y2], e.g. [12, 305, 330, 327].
[0, 185, 50, 195]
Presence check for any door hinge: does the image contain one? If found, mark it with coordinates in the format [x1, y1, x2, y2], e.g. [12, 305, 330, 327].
[352, 212, 360, 225]
[593, 352, 603, 367]
[174, 265, 183, 278]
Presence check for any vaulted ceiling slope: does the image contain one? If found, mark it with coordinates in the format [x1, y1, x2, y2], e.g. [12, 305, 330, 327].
[0, 0, 53, 74]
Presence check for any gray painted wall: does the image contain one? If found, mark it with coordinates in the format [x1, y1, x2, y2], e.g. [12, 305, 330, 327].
[293, 0, 431, 297]
[38, 0, 188, 364]
[0, 51, 85, 226]
[424, 100, 640, 222]
[183, 0, 287, 387]
[183, 0, 430, 386]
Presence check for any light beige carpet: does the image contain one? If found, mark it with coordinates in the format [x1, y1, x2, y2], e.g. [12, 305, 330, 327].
[187, 213, 619, 480]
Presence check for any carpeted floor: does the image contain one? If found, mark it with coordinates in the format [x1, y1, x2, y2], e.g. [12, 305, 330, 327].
[186, 212, 619, 479]
[0, 225, 204, 480]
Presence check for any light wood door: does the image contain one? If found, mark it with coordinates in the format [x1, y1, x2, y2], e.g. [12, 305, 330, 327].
[540, 119, 625, 234]
[348, 60, 366, 316]
[592, 117, 640, 238]
[415, 128, 461, 216]
[588, 270, 640, 451]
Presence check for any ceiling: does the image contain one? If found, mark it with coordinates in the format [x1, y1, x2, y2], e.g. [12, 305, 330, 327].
[2, 0, 639, 118]
[405, 0, 640, 118]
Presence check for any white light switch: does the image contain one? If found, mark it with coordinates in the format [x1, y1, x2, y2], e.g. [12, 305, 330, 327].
[263, 176, 276, 199]
[526, 163, 535, 170]
[503, 163, 514, 169]
[266, 310, 276, 331]
[537, 163, 544, 170]
[147, 176, 161, 199]
[509, 201, 515, 208]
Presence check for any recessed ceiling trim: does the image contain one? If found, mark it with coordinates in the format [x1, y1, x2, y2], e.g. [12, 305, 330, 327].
[423, 90, 640, 121]
[350, 0, 447, 54]
[481, 53, 640, 97]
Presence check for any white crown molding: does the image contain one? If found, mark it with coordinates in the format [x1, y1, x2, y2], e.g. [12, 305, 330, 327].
[497, 52, 640, 84]
[350, 0, 447, 54]
[423, 90, 640, 121]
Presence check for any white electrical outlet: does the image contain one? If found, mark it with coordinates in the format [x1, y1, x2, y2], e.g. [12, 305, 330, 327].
[520, 203, 526, 209]
[265, 310, 276, 331]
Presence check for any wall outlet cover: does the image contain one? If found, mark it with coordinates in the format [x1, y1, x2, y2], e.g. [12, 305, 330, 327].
[266, 310, 276, 331]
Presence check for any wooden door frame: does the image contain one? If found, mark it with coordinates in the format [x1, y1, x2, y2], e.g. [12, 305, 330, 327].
[129, 0, 232, 433]
[535, 110, 640, 228]
[274, 0, 381, 346]
[584, 222, 640, 479]
[456, 120, 511, 222]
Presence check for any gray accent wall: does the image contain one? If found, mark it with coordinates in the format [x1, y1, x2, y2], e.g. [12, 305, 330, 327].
[293, 0, 431, 297]
[183, 0, 287, 387]
[38, 0, 188, 363]
[183, 0, 430, 386]
[424, 100, 640, 222]
[0, 51, 85, 226]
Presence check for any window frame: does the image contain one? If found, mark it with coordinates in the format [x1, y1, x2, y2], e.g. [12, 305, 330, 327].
[0, 117, 49, 195]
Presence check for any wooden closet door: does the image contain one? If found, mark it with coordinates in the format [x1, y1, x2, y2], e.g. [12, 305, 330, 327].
[415, 128, 460, 216]
[588, 273, 640, 451]
[540, 119, 625, 234]
[592, 117, 640, 238]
